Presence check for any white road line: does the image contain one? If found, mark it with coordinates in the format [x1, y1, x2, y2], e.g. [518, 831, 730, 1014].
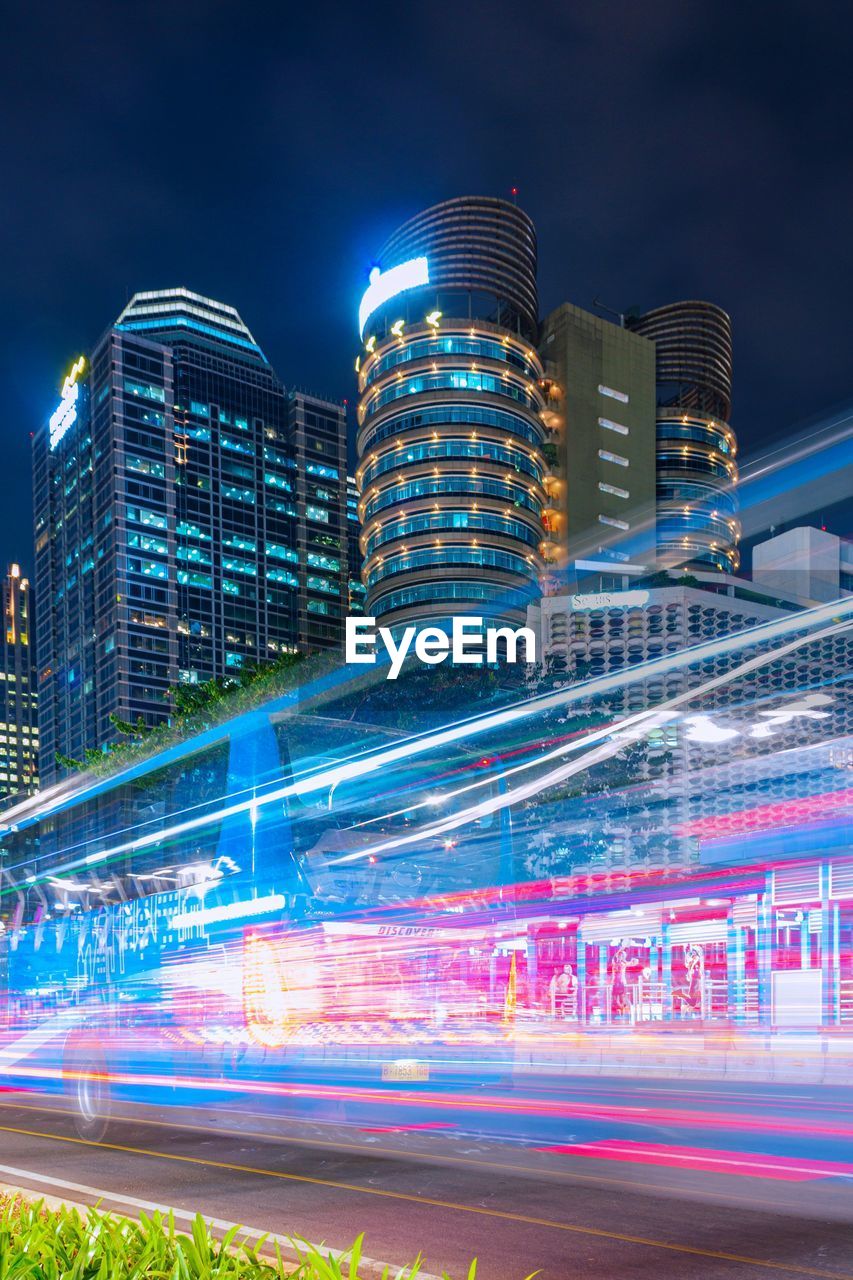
[0, 1166, 442, 1280]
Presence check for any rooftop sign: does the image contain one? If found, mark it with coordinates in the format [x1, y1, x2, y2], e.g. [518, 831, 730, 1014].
[358, 257, 429, 337]
[49, 356, 87, 451]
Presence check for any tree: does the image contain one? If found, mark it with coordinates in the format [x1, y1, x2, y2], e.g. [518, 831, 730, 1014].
[57, 652, 307, 776]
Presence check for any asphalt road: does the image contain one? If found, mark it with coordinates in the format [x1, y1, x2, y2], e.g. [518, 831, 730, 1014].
[0, 1086, 851, 1279]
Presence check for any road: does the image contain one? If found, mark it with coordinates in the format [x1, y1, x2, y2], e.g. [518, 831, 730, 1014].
[0, 1083, 851, 1279]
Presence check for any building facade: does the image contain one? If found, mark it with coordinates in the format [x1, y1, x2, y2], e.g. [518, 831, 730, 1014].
[353, 199, 741, 623]
[538, 302, 658, 587]
[527, 566, 850, 875]
[355, 197, 548, 628]
[289, 390, 349, 648]
[628, 301, 740, 574]
[753, 526, 853, 604]
[34, 288, 348, 785]
[0, 565, 38, 806]
[346, 475, 366, 615]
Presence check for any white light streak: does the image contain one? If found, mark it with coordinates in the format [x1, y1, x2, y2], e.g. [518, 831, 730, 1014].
[170, 893, 286, 932]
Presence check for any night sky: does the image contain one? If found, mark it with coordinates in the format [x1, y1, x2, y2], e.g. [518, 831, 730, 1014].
[3, 0, 851, 574]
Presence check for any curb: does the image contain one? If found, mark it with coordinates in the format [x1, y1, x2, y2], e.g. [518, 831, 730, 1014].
[0, 1170, 443, 1280]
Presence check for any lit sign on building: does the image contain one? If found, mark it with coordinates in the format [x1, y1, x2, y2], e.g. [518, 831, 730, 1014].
[570, 590, 650, 610]
[358, 257, 429, 337]
[49, 356, 87, 451]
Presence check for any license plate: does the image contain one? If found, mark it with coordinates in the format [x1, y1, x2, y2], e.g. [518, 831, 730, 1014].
[381, 1061, 429, 1082]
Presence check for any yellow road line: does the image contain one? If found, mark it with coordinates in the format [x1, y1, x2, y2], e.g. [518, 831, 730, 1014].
[0, 1121, 849, 1279]
[0, 1097, 799, 1214]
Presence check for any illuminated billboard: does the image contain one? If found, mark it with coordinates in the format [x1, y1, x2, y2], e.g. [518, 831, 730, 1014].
[358, 257, 429, 337]
[49, 356, 87, 451]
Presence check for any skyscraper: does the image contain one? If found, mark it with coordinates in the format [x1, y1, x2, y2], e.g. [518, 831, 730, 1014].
[538, 302, 658, 589]
[628, 301, 740, 573]
[34, 288, 347, 785]
[346, 474, 366, 616]
[355, 197, 548, 629]
[354, 199, 739, 625]
[0, 565, 38, 806]
[289, 390, 350, 647]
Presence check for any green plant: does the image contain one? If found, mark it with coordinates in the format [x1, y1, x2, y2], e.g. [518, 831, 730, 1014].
[0, 1196, 540, 1280]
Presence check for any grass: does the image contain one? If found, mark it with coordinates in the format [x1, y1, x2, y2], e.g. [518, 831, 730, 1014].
[0, 1194, 539, 1280]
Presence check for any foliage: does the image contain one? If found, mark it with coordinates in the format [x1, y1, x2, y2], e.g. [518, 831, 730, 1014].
[56, 647, 526, 780]
[56, 652, 314, 778]
[634, 569, 700, 589]
[0, 1195, 540, 1279]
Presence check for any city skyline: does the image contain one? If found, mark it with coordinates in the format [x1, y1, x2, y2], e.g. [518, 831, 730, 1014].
[3, 2, 852, 575]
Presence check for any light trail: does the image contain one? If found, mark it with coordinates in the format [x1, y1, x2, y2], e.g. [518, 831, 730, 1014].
[329, 614, 853, 863]
[5, 595, 852, 886]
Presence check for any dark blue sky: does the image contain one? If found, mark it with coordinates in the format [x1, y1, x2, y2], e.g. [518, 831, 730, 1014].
[3, 0, 851, 573]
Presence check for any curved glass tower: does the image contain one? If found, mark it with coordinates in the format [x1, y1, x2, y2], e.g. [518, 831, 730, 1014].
[355, 197, 547, 628]
[629, 301, 740, 573]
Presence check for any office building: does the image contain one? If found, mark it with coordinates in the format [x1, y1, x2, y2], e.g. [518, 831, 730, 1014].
[537, 302, 658, 588]
[628, 301, 740, 574]
[354, 198, 741, 626]
[288, 390, 349, 647]
[753, 526, 853, 604]
[527, 554, 852, 873]
[34, 288, 347, 785]
[0, 565, 38, 806]
[355, 196, 548, 628]
[346, 475, 366, 615]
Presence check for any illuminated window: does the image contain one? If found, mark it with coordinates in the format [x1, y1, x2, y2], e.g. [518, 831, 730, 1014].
[265, 543, 298, 563]
[222, 556, 257, 576]
[127, 556, 168, 579]
[598, 384, 629, 403]
[307, 551, 341, 572]
[176, 520, 210, 539]
[176, 546, 211, 566]
[126, 455, 165, 480]
[127, 531, 167, 555]
[222, 434, 253, 455]
[306, 575, 340, 595]
[222, 485, 256, 504]
[124, 379, 165, 403]
[127, 504, 168, 530]
[177, 569, 212, 589]
[599, 417, 629, 436]
[223, 534, 257, 553]
[599, 449, 629, 467]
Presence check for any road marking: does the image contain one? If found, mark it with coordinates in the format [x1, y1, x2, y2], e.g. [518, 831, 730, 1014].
[0, 1168, 443, 1280]
[0, 1122, 850, 1278]
[0, 1098, 830, 1217]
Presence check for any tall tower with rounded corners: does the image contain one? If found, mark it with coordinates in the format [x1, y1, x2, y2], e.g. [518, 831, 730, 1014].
[355, 197, 547, 628]
[629, 301, 740, 573]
